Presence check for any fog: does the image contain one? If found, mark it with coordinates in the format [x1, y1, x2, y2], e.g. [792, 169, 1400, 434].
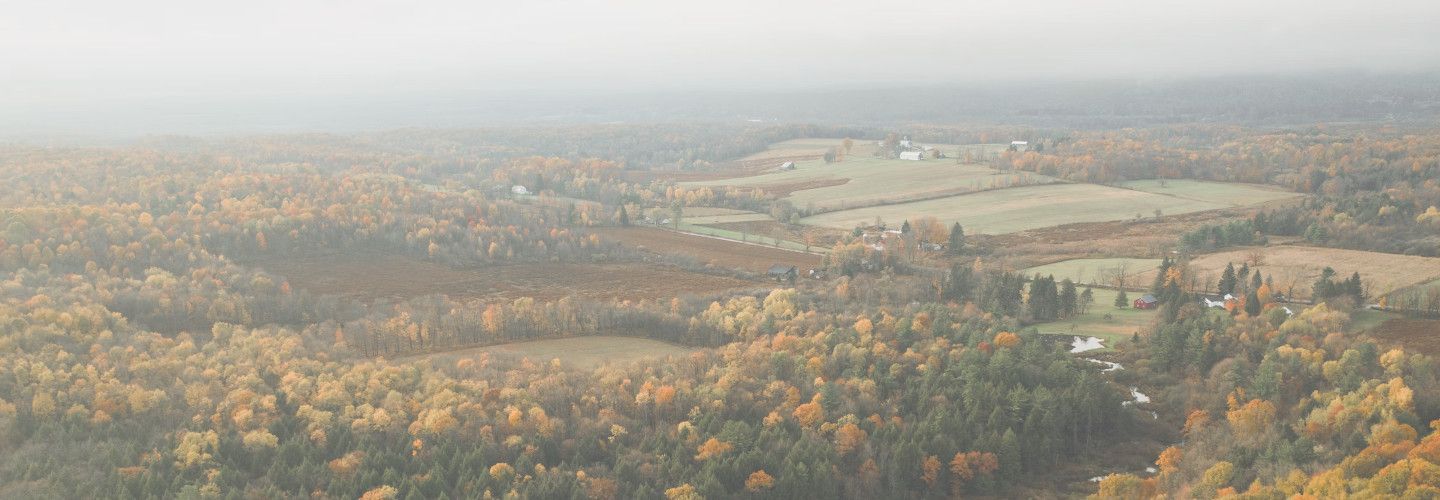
[4, 0, 1439, 136]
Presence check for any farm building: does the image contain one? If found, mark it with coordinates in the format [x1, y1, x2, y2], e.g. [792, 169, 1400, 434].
[1010, 141, 1029, 151]
[767, 265, 798, 282]
[778, 161, 796, 171]
[511, 185, 530, 195]
[899, 151, 924, 161]
[1134, 294, 1159, 310]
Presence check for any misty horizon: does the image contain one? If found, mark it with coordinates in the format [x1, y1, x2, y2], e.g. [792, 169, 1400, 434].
[5, 0, 1440, 137]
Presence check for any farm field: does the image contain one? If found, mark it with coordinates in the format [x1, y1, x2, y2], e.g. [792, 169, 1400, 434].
[734, 138, 861, 161]
[681, 212, 774, 224]
[1023, 258, 1162, 287]
[675, 206, 754, 217]
[257, 252, 760, 303]
[683, 151, 1047, 211]
[1153, 246, 1440, 300]
[416, 336, 697, 369]
[1119, 179, 1303, 206]
[1030, 288, 1158, 349]
[592, 226, 822, 272]
[800, 183, 1229, 234]
[1369, 319, 1440, 357]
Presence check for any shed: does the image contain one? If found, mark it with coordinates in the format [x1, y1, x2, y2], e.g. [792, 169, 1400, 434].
[899, 151, 924, 161]
[1134, 294, 1159, 309]
[511, 185, 530, 195]
[779, 161, 796, 171]
[767, 265, 798, 282]
[1010, 141, 1029, 151]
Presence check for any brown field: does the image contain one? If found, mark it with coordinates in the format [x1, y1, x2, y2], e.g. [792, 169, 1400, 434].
[1132, 246, 1440, 300]
[592, 226, 822, 273]
[413, 335, 698, 369]
[1371, 319, 1440, 356]
[257, 252, 760, 303]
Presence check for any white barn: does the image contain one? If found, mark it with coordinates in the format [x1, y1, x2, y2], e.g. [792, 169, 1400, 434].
[899, 151, 924, 161]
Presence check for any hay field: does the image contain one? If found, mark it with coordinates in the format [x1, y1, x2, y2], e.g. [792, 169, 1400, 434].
[1170, 246, 1440, 300]
[684, 148, 1047, 211]
[681, 213, 774, 224]
[1119, 179, 1303, 206]
[1023, 258, 1163, 287]
[800, 183, 1227, 234]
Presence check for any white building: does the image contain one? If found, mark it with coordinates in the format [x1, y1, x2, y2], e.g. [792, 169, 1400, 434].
[1010, 141, 1029, 151]
[511, 185, 530, 195]
[899, 151, 924, 161]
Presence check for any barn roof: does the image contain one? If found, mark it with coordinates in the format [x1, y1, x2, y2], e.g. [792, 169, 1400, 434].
[1137, 294, 1158, 303]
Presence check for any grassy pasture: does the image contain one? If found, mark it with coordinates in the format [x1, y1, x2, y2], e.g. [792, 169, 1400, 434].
[675, 206, 754, 217]
[418, 336, 696, 369]
[800, 183, 1228, 234]
[681, 213, 774, 224]
[1154, 246, 1440, 300]
[686, 146, 1047, 211]
[1022, 258, 1163, 287]
[1030, 288, 1158, 349]
[1119, 179, 1303, 206]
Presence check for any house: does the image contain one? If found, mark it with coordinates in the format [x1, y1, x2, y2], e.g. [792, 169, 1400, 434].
[778, 161, 796, 171]
[1203, 297, 1226, 309]
[511, 185, 530, 196]
[767, 265, 798, 283]
[899, 151, 924, 161]
[1010, 141, 1029, 151]
[1134, 294, 1159, 309]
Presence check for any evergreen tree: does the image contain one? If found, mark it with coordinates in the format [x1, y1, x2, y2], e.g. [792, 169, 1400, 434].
[1114, 289, 1129, 309]
[1059, 279, 1078, 318]
[617, 205, 630, 226]
[1150, 257, 1172, 295]
[1245, 289, 1262, 316]
[1218, 262, 1237, 295]
[947, 223, 966, 255]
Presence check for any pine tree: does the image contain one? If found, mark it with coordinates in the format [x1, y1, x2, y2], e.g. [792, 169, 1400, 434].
[616, 205, 630, 226]
[947, 223, 966, 255]
[1115, 289, 1129, 309]
[1218, 263, 1237, 295]
[1059, 279, 1078, 318]
[1244, 289, 1262, 316]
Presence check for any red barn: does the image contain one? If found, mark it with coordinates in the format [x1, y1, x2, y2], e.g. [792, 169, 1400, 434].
[1134, 294, 1159, 310]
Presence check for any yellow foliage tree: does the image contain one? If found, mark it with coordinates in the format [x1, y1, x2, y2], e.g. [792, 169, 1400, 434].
[745, 470, 775, 492]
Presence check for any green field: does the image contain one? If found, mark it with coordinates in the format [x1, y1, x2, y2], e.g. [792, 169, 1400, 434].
[800, 183, 1229, 234]
[685, 151, 1049, 211]
[1119, 179, 1303, 206]
[675, 206, 754, 217]
[734, 138, 861, 162]
[675, 223, 826, 253]
[1030, 288, 1158, 350]
[681, 213, 774, 224]
[419, 336, 696, 369]
[1023, 258, 1163, 287]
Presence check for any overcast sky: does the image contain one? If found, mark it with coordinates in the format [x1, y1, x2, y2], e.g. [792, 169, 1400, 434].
[3, 0, 1439, 133]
